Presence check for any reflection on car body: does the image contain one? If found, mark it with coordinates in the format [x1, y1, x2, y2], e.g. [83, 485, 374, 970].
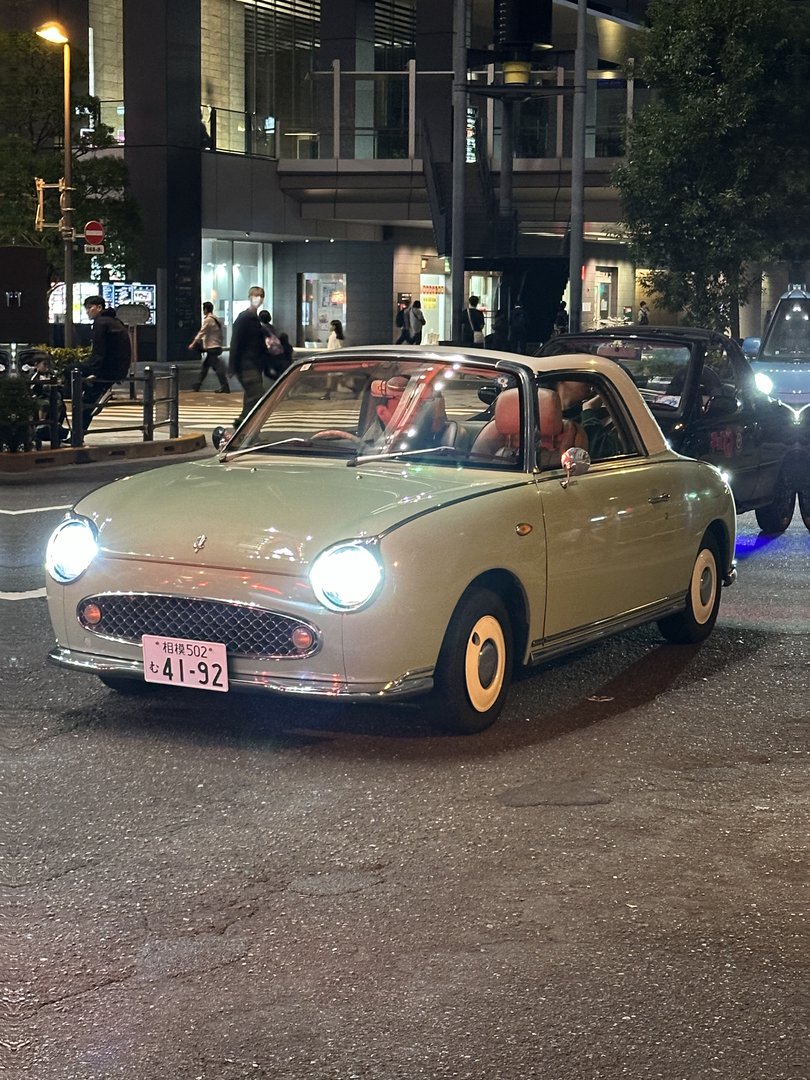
[46, 346, 737, 734]
[537, 325, 808, 535]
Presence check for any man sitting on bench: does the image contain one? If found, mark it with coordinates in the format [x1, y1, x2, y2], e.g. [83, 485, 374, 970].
[79, 296, 132, 433]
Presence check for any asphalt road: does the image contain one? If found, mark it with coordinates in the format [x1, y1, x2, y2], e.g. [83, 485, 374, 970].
[1, 462, 808, 1080]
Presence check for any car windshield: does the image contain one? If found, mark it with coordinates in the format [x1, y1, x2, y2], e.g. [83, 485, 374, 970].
[759, 296, 810, 362]
[542, 336, 694, 413]
[222, 356, 524, 468]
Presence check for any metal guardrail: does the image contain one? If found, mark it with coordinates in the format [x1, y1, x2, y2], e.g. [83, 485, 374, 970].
[35, 365, 179, 450]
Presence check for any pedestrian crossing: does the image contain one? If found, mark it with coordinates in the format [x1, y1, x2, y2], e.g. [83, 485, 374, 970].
[105, 392, 360, 434]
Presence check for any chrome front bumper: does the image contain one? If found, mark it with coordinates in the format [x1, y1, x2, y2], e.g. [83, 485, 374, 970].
[48, 646, 434, 700]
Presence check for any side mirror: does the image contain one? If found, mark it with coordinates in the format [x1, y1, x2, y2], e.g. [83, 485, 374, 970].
[560, 446, 591, 487]
[703, 388, 739, 418]
[211, 425, 234, 450]
[741, 336, 761, 360]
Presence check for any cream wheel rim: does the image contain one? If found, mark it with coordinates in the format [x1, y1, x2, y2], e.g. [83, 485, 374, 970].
[464, 614, 506, 712]
[691, 548, 717, 624]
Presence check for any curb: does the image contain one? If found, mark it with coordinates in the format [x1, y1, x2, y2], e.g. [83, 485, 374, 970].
[0, 432, 208, 474]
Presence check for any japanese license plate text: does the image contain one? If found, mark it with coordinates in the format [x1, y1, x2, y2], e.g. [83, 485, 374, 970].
[142, 634, 229, 692]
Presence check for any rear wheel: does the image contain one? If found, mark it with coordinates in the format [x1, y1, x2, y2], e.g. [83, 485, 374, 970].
[754, 475, 796, 535]
[426, 587, 513, 734]
[799, 489, 810, 531]
[658, 533, 722, 644]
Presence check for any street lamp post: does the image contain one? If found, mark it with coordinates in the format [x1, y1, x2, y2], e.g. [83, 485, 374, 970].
[36, 22, 74, 346]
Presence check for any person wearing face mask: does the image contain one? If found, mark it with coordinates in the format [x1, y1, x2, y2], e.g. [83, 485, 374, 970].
[229, 285, 267, 423]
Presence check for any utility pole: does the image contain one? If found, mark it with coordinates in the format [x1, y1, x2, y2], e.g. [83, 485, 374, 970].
[450, 0, 467, 343]
[568, 0, 587, 333]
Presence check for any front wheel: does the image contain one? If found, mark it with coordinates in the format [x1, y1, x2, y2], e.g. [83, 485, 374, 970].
[799, 489, 810, 532]
[426, 587, 513, 734]
[658, 533, 722, 644]
[754, 475, 796, 535]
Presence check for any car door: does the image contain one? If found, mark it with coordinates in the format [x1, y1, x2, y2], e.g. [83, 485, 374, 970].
[676, 340, 762, 510]
[537, 457, 693, 646]
[732, 351, 797, 503]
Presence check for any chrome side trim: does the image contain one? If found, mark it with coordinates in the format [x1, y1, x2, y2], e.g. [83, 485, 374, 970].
[528, 594, 686, 665]
[48, 647, 434, 700]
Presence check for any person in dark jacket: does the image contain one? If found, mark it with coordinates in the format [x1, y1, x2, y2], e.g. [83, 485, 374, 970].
[80, 296, 132, 432]
[461, 295, 485, 346]
[229, 286, 268, 423]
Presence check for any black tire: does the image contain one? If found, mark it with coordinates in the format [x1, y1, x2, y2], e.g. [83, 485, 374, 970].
[658, 532, 722, 644]
[426, 587, 513, 734]
[754, 475, 796, 535]
[799, 489, 810, 532]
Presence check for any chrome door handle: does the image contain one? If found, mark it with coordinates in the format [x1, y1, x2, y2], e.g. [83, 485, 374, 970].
[649, 492, 671, 504]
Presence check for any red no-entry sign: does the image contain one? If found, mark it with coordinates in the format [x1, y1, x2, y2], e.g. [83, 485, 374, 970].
[84, 220, 104, 244]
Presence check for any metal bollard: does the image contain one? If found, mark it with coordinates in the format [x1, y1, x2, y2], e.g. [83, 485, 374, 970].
[69, 367, 85, 448]
[142, 365, 154, 441]
[169, 364, 179, 438]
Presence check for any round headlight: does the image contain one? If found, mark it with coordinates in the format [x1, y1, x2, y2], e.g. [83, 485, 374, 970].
[310, 542, 383, 611]
[45, 517, 98, 583]
[754, 371, 773, 395]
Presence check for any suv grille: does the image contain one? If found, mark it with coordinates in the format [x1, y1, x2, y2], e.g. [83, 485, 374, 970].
[78, 594, 320, 659]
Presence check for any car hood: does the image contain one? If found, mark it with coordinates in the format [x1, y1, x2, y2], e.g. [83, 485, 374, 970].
[751, 360, 810, 407]
[74, 456, 514, 570]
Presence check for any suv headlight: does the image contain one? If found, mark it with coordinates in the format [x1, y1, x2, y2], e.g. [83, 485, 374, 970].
[310, 542, 383, 611]
[45, 517, 98, 583]
[754, 371, 773, 395]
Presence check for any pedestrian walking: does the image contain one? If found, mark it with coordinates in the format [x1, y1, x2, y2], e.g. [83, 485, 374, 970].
[553, 301, 569, 335]
[190, 301, 228, 392]
[327, 319, 345, 350]
[394, 302, 411, 344]
[229, 285, 268, 423]
[637, 300, 650, 325]
[462, 295, 485, 346]
[258, 309, 288, 380]
[510, 304, 527, 353]
[405, 300, 426, 345]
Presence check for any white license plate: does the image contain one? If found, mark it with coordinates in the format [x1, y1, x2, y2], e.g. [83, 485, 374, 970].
[142, 634, 229, 692]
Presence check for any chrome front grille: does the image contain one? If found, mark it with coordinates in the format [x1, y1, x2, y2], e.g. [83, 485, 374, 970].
[78, 594, 320, 659]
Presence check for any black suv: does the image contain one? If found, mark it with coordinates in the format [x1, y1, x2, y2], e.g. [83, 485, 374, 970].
[537, 326, 807, 534]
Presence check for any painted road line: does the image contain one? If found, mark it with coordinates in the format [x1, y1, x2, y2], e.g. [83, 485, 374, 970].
[0, 504, 72, 515]
[0, 588, 47, 600]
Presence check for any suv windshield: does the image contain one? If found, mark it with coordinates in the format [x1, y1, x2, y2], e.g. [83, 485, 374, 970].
[222, 356, 524, 468]
[759, 296, 810, 362]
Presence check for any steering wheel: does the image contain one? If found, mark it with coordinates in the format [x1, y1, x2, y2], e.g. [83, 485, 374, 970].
[311, 429, 366, 448]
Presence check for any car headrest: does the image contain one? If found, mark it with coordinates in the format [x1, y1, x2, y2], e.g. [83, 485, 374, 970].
[538, 388, 563, 445]
[494, 387, 521, 436]
[370, 376, 408, 399]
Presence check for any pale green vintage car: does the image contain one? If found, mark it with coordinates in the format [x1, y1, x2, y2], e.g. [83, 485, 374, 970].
[46, 347, 737, 733]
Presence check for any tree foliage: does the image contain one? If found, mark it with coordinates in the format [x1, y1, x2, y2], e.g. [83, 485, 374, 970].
[614, 0, 810, 332]
[0, 31, 140, 281]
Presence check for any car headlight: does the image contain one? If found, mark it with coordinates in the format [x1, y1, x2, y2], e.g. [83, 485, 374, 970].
[754, 371, 773, 395]
[310, 542, 383, 611]
[45, 517, 98, 583]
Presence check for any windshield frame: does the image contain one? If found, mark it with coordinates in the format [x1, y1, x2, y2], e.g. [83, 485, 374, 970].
[220, 352, 536, 471]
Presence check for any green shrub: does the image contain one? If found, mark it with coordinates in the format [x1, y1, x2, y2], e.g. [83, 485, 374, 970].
[0, 376, 36, 452]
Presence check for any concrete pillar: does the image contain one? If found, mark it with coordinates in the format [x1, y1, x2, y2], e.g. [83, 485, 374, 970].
[123, 0, 201, 362]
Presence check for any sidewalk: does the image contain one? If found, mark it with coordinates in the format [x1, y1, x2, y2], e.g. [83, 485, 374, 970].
[0, 387, 230, 475]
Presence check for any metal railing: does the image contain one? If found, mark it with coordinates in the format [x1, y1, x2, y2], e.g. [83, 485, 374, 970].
[34, 365, 179, 450]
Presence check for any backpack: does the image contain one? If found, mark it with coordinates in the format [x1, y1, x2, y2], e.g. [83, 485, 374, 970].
[395, 307, 405, 328]
[265, 331, 284, 357]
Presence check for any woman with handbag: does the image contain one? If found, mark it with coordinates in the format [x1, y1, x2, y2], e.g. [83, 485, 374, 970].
[462, 295, 486, 347]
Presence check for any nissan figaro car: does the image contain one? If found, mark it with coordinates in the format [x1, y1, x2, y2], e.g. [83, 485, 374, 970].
[46, 347, 737, 734]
